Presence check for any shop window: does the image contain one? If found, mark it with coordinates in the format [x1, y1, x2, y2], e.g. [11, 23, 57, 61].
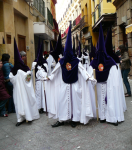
[6, 34, 11, 44]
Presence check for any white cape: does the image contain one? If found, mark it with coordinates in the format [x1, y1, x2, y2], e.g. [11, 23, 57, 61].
[92, 65, 125, 123]
[9, 70, 40, 122]
[46, 62, 97, 124]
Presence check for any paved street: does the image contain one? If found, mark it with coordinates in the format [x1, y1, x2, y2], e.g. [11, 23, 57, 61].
[0, 95, 132, 150]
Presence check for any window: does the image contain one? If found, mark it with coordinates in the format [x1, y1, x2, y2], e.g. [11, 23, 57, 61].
[107, 0, 111, 2]
[6, 35, 11, 44]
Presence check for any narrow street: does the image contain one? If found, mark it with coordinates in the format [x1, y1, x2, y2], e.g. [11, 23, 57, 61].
[0, 96, 132, 150]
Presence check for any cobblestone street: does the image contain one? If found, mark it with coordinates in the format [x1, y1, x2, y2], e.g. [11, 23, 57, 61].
[0, 95, 132, 150]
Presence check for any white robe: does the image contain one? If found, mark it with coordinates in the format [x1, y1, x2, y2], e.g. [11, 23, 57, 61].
[47, 62, 97, 124]
[117, 63, 127, 112]
[9, 70, 40, 122]
[91, 65, 125, 123]
[47, 54, 56, 76]
[35, 65, 48, 110]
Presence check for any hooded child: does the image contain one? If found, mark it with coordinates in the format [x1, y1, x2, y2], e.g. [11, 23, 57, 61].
[9, 38, 40, 126]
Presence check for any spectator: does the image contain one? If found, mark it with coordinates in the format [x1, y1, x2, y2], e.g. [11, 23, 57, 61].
[20, 51, 26, 63]
[119, 45, 131, 97]
[2, 54, 15, 113]
[0, 60, 11, 117]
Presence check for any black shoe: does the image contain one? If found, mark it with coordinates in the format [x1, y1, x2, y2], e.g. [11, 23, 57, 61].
[71, 121, 77, 128]
[112, 122, 118, 126]
[39, 109, 44, 114]
[16, 120, 26, 127]
[100, 120, 106, 123]
[51, 121, 64, 127]
[28, 121, 32, 124]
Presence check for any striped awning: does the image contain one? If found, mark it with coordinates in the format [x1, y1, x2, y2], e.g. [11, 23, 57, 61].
[126, 24, 132, 34]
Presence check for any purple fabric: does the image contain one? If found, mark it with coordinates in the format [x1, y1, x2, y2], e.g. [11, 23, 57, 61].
[105, 28, 120, 63]
[34, 37, 40, 62]
[90, 23, 116, 83]
[3, 37, 5, 44]
[50, 33, 62, 63]
[89, 40, 97, 62]
[50, 41, 54, 52]
[11, 38, 30, 76]
[59, 24, 79, 84]
[78, 41, 82, 58]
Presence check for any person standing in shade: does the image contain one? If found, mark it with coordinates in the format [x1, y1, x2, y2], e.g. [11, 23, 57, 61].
[0, 60, 11, 117]
[20, 51, 27, 63]
[119, 45, 131, 97]
[2, 54, 15, 113]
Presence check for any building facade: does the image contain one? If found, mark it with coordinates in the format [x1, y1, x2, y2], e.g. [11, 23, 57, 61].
[113, 0, 132, 75]
[58, 0, 81, 51]
[0, 0, 58, 68]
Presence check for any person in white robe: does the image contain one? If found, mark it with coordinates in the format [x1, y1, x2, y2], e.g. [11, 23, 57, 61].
[46, 24, 97, 128]
[9, 38, 40, 126]
[105, 27, 127, 112]
[90, 23, 125, 126]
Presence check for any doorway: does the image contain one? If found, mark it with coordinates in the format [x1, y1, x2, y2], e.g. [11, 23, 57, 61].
[18, 35, 27, 64]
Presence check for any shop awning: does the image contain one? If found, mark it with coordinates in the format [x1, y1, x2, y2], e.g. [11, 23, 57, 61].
[126, 24, 132, 34]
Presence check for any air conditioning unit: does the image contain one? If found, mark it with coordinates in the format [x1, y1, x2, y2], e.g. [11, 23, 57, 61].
[122, 16, 127, 23]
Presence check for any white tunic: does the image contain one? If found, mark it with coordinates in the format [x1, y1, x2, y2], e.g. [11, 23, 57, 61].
[35, 65, 48, 110]
[9, 70, 40, 122]
[47, 62, 97, 124]
[90, 65, 125, 123]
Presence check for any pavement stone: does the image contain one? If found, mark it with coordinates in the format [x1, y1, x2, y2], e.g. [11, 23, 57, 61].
[0, 97, 132, 150]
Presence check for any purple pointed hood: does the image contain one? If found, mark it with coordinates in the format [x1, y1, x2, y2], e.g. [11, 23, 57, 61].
[11, 38, 30, 76]
[59, 23, 79, 84]
[89, 39, 97, 62]
[50, 33, 62, 63]
[50, 41, 54, 52]
[3, 37, 5, 44]
[78, 41, 82, 58]
[105, 28, 120, 63]
[90, 23, 117, 82]
[34, 37, 40, 62]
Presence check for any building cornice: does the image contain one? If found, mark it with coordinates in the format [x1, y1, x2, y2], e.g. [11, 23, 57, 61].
[113, 0, 127, 9]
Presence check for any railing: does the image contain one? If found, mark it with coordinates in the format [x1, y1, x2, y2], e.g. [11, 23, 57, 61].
[33, 0, 45, 17]
[73, 14, 81, 27]
[47, 8, 53, 26]
[80, 15, 88, 30]
[98, 3, 101, 18]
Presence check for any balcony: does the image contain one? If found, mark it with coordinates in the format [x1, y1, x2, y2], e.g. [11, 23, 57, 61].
[47, 8, 53, 27]
[73, 14, 81, 27]
[32, 0, 45, 20]
[80, 15, 88, 30]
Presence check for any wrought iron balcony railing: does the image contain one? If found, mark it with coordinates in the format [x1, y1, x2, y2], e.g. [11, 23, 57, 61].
[80, 15, 88, 30]
[98, 3, 101, 18]
[47, 8, 53, 26]
[33, 0, 45, 17]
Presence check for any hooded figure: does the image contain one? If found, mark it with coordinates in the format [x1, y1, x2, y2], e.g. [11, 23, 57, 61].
[34, 42, 48, 114]
[50, 41, 54, 52]
[90, 23, 125, 125]
[9, 38, 40, 127]
[47, 33, 62, 75]
[47, 23, 97, 128]
[89, 40, 97, 62]
[105, 28, 120, 64]
[105, 28, 127, 112]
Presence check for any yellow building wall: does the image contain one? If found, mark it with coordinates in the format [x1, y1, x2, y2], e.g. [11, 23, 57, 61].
[81, 0, 98, 46]
[0, 0, 35, 69]
[50, 0, 56, 19]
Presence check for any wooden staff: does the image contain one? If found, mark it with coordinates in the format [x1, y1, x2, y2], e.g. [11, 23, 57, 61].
[93, 69, 99, 121]
[33, 69, 36, 92]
